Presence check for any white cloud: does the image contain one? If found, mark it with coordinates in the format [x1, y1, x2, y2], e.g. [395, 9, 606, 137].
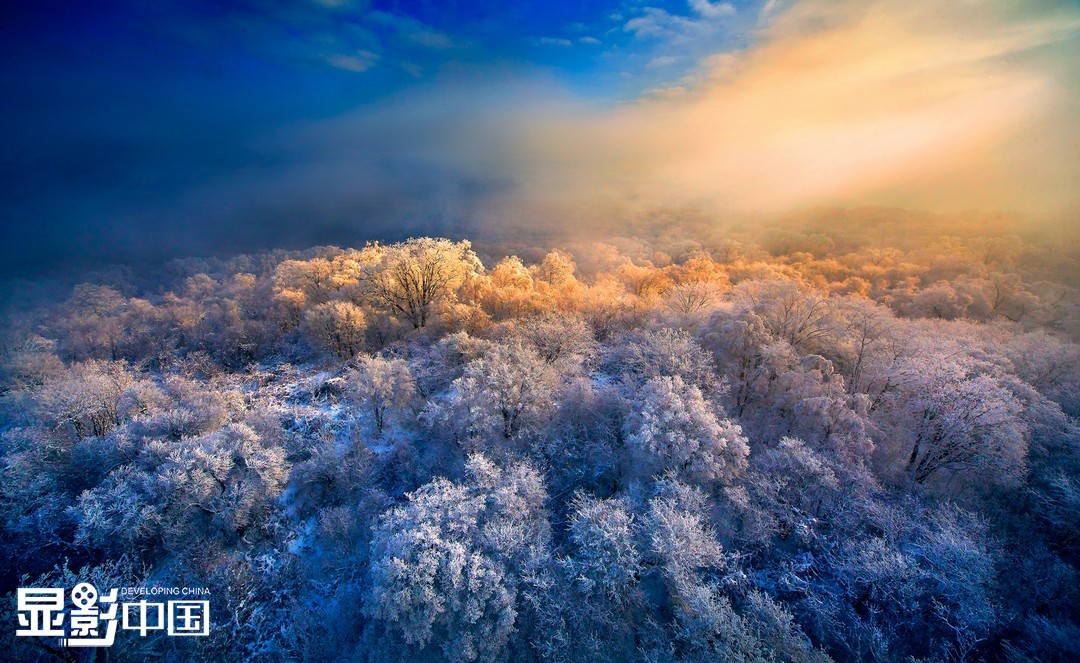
[368, 11, 457, 50]
[534, 37, 573, 48]
[405, 29, 454, 49]
[689, 0, 736, 20]
[647, 55, 681, 69]
[762, 0, 785, 17]
[325, 50, 380, 72]
[645, 85, 689, 98]
[623, 1, 741, 44]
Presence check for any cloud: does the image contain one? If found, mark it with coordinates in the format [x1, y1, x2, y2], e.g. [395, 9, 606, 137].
[624, 8, 692, 40]
[406, 29, 455, 49]
[644, 85, 689, 99]
[624, 0, 739, 42]
[761, 0, 785, 18]
[647, 55, 682, 70]
[514, 0, 1080, 215]
[532, 37, 573, 48]
[139, 0, 1080, 255]
[615, 0, 755, 91]
[325, 50, 380, 72]
[169, 4, 458, 77]
[368, 11, 458, 49]
[689, 0, 736, 20]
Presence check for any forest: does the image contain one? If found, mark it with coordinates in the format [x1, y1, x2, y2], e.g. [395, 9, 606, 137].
[1, 209, 1078, 662]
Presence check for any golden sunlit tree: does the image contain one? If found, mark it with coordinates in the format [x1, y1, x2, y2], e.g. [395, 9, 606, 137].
[364, 238, 483, 329]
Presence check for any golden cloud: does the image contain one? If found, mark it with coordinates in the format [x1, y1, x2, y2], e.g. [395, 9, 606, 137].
[509, 0, 1080, 215]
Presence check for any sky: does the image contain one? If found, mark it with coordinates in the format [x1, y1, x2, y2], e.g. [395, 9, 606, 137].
[1, 0, 1078, 277]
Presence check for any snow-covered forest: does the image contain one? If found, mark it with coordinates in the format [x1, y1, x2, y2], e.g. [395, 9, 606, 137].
[2, 211, 1079, 662]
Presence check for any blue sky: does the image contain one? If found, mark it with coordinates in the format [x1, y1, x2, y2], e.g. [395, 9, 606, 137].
[3, 0, 764, 123]
[1, 0, 1076, 278]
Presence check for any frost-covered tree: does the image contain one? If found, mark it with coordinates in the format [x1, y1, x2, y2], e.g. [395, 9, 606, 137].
[273, 252, 367, 307]
[811, 505, 1000, 661]
[34, 360, 134, 439]
[57, 283, 128, 361]
[439, 341, 557, 442]
[365, 238, 483, 329]
[664, 280, 725, 316]
[561, 493, 641, 600]
[479, 255, 538, 319]
[834, 297, 898, 396]
[516, 315, 597, 371]
[624, 375, 749, 485]
[303, 300, 368, 358]
[890, 358, 1028, 485]
[605, 328, 717, 392]
[1, 224, 1078, 663]
[700, 311, 797, 417]
[732, 279, 837, 353]
[347, 355, 415, 434]
[156, 423, 288, 544]
[363, 456, 549, 663]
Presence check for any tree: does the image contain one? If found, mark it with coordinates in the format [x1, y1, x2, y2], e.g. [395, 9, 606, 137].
[531, 250, 577, 288]
[365, 238, 483, 329]
[479, 256, 538, 319]
[818, 505, 999, 661]
[742, 437, 842, 545]
[663, 253, 729, 316]
[408, 331, 494, 398]
[363, 456, 549, 663]
[700, 312, 793, 417]
[517, 316, 597, 372]
[442, 341, 557, 442]
[272, 251, 367, 307]
[530, 250, 582, 312]
[605, 328, 717, 392]
[665, 281, 725, 316]
[624, 375, 749, 485]
[764, 355, 875, 460]
[835, 297, 897, 395]
[902, 281, 978, 320]
[157, 423, 288, 545]
[347, 355, 415, 434]
[35, 360, 134, 439]
[58, 283, 128, 361]
[1002, 330, 1080, 416]
[303, 300, 368, 359]
[555, 494, 643, 660]
[0, 334, 63, 390]
[561, 494, 641, 600]
[732, 279, 837, 353]
[644, 478, 726, 581]
[892, 358, 1028, 485]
